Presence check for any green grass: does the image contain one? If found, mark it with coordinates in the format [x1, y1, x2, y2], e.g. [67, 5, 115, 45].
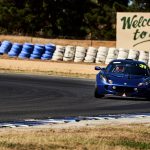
[112, 138, 150, 150]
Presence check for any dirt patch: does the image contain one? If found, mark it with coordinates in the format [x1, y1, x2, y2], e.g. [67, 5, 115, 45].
[0, 35, 116, 48]
[0, 56, 103, 79]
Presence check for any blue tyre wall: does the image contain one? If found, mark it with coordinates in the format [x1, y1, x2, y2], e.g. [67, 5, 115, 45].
[41, 57, 49, 60]
[30, 54, 41, 59]
[8, 52, 18, 57]
[44, 51, 53, 55]
[41, 44, 56, 60]
[18, 43, 34, 59]
[45, 44, 56, 53]
[22, 43, 34, 53]
[0, 41, 12, 54]
[46, 43, 56, 48]
[30, 44, 45, 59]
[8, 43, 22, 57]
[41, 54, 53, 60]
[42, 53, 53, 58]
[18, 52, 31, 59]
[1, 41, 56, 60]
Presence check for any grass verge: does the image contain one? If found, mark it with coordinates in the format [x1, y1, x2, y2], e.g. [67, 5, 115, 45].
[0, 124, 150, 150]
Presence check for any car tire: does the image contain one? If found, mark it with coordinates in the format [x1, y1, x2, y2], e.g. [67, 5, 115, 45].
[94, 87, 104, 98]
[145, 97, 150, 101]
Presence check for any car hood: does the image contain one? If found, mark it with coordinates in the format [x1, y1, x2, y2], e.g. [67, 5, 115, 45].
[106, 73, 148, 86]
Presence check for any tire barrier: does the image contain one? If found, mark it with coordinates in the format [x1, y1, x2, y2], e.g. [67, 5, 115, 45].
[30, 44, 45, 59]
[63, 45, 76, 61]
[138, 50, 149, 64]
[96, 47, 109, 63]
[0, 40, 12, 54]
[0, 40, 150, 66]
[117, 48, 129, 60]
[128, 49, 139, 60]
[105, 47, 119, 64]
[8, 43, 22, 57]
[18, 43, 34, 59]
[52, 45, 65, 61]
[84, 47, 97, 63]
[148, 61, 150, 67]
[148, 54, 150, 67]
[41, 44, 56, 60]
[74, 46, 87, 62]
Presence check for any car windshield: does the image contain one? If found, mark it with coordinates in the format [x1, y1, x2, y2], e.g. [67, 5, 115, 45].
[106, 62, 149, 76]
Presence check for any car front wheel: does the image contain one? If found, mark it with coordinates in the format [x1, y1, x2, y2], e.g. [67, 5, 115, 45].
[94, 87, 104, 98]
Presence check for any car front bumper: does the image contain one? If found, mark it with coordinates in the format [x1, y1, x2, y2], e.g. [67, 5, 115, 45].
[97, 84, 149, 98]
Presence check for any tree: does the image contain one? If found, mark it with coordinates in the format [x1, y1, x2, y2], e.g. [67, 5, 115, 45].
[129, 0, 150, 11]
[0, 0, 148, 40]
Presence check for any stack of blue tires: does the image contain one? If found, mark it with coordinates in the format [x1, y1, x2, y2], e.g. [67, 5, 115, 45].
[18, 43, 34, 59]
[30, 44, 45, 59]
[41, 44, 56, 60]
[0, 40, 56, 60]
[0, 40, 12, 54]
[8, 43, 22, 57]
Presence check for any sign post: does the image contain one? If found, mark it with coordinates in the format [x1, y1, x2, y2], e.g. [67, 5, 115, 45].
[117, 13, 150, 51]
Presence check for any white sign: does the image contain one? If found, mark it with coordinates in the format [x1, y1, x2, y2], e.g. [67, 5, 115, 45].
[117, 12, 150, 51]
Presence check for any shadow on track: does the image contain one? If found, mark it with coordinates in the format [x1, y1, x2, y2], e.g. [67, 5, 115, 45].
[105, 96, 149, 102]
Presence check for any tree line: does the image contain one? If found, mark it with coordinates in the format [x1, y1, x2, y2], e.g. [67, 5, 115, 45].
[0, 0, 149, 40]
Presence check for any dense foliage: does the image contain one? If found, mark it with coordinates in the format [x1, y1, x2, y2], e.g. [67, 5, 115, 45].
[0, 0, 149, 40]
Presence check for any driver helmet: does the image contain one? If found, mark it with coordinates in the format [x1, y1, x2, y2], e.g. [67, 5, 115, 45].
[115, 65, 124, 72]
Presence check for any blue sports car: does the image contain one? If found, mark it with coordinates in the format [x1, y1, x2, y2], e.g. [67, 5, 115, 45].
[95, 59, 150, 99]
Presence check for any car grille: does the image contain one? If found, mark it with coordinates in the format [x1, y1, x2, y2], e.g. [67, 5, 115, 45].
[115, 86, 135, 93]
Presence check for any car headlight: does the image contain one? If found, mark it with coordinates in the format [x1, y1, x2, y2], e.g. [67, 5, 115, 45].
[100, 75, 113, 84]
[100, 75, 107, 83]
[138, 83, 143, 86]
[108, 80, 113, 84]
[138, 81, 149, 87]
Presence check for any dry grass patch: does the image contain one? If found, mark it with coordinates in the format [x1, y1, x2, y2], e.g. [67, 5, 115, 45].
[0, 57, 98, 79]
[0, 124, 150, 150]
[0, 68, 96, 79]
[0, 35, 116, 48]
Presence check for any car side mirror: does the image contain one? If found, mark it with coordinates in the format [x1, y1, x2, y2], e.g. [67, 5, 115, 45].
[101, 68, 106, 71]
[95, 66, 101, 70]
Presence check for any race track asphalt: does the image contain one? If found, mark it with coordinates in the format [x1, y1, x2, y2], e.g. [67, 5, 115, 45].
[0, 73, 150, 121]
